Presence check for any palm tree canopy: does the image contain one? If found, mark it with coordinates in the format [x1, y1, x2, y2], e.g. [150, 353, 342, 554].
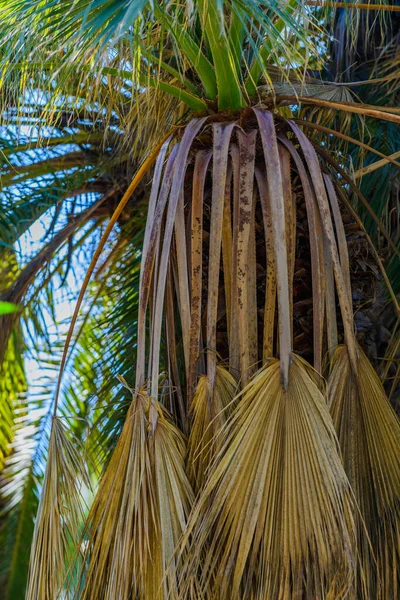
[0, 1, 399, 599]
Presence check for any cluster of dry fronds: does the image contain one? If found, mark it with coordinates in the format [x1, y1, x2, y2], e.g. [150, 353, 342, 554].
[27, 109, 400, 599]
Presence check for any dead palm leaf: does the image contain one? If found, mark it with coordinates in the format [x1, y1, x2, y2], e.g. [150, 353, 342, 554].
[29, 98, 398, 599]
[26, 417, 88, 600]
[75, 392, 194, 600]
[187, 366, 237, 492]
[329, 344, 400, 598]
[73, 124, 205, 600]
[178, 357, 357, 599]
[133, 107, 398, 598]
[186, 123, 239, 491]
[11, 3, 400, 597]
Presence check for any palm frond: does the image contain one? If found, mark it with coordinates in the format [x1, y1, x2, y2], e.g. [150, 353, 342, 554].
[1, 352, 67, 599]
[0, 327, 25, 470]
[0, 0, 322, 122]
[84, 108, 389, 599]
[329, 344, 400, 598]
[0, 221, 147, 596]
[179, 356, 357, 599]
[76, 392, 193, 600]
[187, 366, 237, 492]
[26, 417, 89, 600]
[0, 459, 37, 599]
[61, 224, 144, 468]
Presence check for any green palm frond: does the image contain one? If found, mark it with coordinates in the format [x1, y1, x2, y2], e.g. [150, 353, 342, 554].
[0, 0, 322, 118]
[0, 329, 25, 471]
[0, 379, 54, 598]
[0, 458, 37, 599]
[0, 252, 25, 472]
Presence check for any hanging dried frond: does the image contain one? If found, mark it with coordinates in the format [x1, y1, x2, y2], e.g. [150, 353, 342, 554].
[26, 418, 88, 600]
[178, 357, 357, 599]
[75, 392, 194, 600]
[187, 366, 237, 491]
[317, 140, 400, 597]
[329, 344, 400, 598]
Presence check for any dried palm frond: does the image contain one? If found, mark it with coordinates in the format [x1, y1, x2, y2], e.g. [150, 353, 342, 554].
[178, 356, 357, 599]
[284, 119, 400, 595]
[75, 391, 194, 600]
[185, 122, 239, 490]
[187, 365, 237, 491]
[329, 345, 400, 598]
[26, 417, 88, 600]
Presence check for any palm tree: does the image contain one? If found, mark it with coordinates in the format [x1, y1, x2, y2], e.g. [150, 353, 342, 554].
[0, 1, 400, 599]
